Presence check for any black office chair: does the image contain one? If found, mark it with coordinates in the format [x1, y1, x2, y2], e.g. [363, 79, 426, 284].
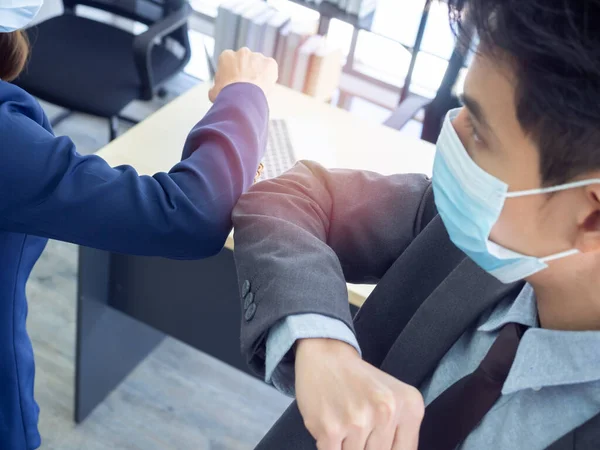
[16, 0, 192, 141]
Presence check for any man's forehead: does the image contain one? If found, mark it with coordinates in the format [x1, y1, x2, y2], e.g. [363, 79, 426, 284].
[464, 52, 518, 121]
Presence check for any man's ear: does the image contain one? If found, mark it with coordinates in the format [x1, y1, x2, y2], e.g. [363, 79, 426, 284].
[575, 185, 600, 253]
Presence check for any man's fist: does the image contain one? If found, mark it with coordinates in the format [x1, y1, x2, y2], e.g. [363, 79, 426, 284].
[295, 339, 425, 450]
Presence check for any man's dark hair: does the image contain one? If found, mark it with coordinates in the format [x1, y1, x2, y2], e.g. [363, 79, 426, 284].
[447, 0, 600, 185]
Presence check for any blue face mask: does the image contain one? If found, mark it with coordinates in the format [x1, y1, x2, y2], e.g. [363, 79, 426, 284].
[433, 108, 600, 284]
[0, 0, 44, 33]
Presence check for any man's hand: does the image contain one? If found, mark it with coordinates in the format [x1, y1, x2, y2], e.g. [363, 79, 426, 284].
[209, 48, 278, 102]
[295, 339, 425, 450]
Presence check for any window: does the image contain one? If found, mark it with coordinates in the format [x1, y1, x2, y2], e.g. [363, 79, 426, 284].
[420, 1, 455, 59]
[354, 32, 412, 87]
[353, 0, 456, 97]
[370, 0, 426, 49]
[412, 53, 449, 98]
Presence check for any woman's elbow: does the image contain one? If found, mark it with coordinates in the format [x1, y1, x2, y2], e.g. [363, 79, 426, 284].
[201, 222, 231, 257]
[174, 213, 232, 259]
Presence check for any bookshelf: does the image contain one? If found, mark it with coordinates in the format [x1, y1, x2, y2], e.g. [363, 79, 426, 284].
[284, 0, 469, 114]
[281, 0, 433, 102]
[283, 0, 472, 146]
[208, 0, 468, 131]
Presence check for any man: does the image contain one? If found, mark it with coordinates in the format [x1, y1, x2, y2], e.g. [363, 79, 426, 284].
[232, 0, 600, 449]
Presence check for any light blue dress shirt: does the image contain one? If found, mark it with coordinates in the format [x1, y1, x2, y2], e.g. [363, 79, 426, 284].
[266, 284, 600, 449]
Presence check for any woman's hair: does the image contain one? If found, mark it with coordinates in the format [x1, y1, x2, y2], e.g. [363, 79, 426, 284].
[0, 31, 29, 82]
[447, 0, 600, 185]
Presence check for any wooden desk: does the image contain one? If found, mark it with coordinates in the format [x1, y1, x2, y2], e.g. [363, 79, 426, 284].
[97, 84, 435, 308]
[76, 83, 435, 423]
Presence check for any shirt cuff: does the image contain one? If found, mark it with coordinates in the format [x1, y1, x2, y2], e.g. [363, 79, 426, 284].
[265, 313, 361, 397]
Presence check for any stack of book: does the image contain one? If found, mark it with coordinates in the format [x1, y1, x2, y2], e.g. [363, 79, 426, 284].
[213, 0, 289, 60]
[214, 0, 344, 102]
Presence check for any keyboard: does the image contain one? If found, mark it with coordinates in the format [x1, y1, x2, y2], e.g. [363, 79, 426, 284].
[259, 119, 297, 181]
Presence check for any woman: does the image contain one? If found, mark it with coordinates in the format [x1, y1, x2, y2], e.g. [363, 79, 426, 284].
[0, 2, 277, 449]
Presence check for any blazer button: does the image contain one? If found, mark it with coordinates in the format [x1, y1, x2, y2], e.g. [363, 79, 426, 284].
[241, 280, 251, 298]
[243, 292, 254, 310]
[245, 302, 257, 321]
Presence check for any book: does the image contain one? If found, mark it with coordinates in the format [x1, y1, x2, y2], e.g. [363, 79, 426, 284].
[290, 35, 322, 92]
[246, 7, 276, 52]
[274, 21, 291, 68]
[304, 39, 344, 102]
[236, 1, 270, 50]
[222, 1, 255, 53]
[261, 11, 291, 58]
[279, 22, 315, 87]
[213, 0, 243, 63]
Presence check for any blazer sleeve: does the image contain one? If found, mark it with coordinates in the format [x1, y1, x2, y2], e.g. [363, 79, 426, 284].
[232, 160, 433, 377]
[0, 83, 268, 259]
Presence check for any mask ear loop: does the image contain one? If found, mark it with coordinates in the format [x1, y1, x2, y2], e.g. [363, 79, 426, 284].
[504, 179, 600, 263]
[539, 249, 580, 263]
[505, 179, 600, 198]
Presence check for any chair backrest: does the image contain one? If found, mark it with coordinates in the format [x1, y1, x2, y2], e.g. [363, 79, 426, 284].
[62, 0, 186, 25]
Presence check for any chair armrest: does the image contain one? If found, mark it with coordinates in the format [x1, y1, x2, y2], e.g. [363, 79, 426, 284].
[383, 94, 432, 131]
[205, 41, 216, 80]
[133, 3, 192, 100]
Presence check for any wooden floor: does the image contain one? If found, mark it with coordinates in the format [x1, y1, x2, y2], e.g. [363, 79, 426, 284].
[27, 74, 292, 449]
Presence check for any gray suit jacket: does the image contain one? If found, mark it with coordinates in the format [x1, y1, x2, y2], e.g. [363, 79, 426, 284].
[232, 161, 600, 450]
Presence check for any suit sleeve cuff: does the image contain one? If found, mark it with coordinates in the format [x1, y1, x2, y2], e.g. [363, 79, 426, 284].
[265, 313, 361, 397]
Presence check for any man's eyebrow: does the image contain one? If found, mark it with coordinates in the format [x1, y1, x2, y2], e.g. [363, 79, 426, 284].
[459, 93, 492, 132]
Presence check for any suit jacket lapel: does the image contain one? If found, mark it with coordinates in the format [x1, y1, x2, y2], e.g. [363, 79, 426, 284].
[377, 255, 600, 450]
[380, 257, 522, 387]
[546, 432, 573, 450]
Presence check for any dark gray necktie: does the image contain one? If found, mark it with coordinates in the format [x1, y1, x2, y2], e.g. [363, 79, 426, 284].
[418, 322, 527, 450]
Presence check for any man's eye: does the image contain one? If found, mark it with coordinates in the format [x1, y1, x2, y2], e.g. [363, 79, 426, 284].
[465, 115, 485, 147]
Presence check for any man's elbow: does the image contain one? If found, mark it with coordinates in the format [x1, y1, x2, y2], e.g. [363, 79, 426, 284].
[232, 187, 264, 223]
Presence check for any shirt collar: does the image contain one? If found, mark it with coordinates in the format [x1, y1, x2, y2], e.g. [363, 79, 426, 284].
[502, 328, 600, 394]
[478, 283, 539, 333]
[477, 283, 600, 394]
